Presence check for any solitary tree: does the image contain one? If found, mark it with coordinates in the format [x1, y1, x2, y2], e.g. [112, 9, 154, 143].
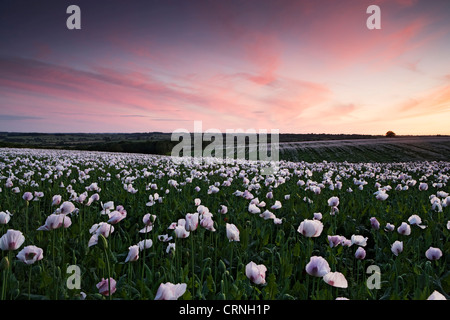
[386, 131, 396, 137]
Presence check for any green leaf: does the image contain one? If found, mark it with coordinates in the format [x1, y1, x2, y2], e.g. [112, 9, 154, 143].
[181, 289, 192, 300]
[292, 281, 307, 299]
[292, 242, 301, 257]
[263, 273, 279, 299]
[241, 228, 249, 249]
[440, 270, 450, 293]
[413, 265, 422, 275]
[39, 270, 53, 288]
[281, 262, 293, 279]
[97, 257, 106, 269]
[261, 232, 270, 247]
[275, 230, 285, 246]
[280, 293, 296, 300]
[206, 274, 216, 293]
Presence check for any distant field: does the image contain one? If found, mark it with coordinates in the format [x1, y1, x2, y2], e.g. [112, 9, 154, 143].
[0, 132, 449, 163]
[0, 132, 175, 155]
[279, 136, 450, 163]
[0, 132, 172, 147]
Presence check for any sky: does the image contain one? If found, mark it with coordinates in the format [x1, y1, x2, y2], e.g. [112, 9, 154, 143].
[0, 0, 449, 135]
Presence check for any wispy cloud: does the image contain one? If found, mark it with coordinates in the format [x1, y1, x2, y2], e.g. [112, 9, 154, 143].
[398, 84, 450, 117]
[0, 114, 44, 121]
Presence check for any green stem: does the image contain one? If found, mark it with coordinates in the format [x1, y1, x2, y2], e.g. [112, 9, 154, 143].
[79, 206, 83, 245]
[7, 251, 11, 300]
[230, 241, 234, 279]
[191, 233, 195, 298]
[37, 201, 41, 235]
[174, 237, 178, 283]
[61, 223, 65, 268]
[394, 258, 399, 295]
[200, 229, 205, 298]
[356, 259, 360, 286]
[308, 238, 313, 259]
[306, 275, 310, 299]
[214, 232, 218, 285]
[178, 238, 182, 282]
[25, 202, 29, 237]
[104, 247, 112, 300]
[128, 261, 132, 288]
[141, 228, 148, 299]
[312, 277, 316, 300]
[315, 277, 320, 298]
[108, 226, 113, 255]
[53, 230, 57, 300]
[332, 216, 336, 235]
[1, 269, 6, 300]
[28, 266, 32, 300]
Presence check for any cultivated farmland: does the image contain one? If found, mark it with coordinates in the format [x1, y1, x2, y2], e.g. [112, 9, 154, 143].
[0, 146, 448, 300]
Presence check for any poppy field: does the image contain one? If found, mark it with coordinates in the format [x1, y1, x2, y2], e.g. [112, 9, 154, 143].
[0, 147, 448, 300]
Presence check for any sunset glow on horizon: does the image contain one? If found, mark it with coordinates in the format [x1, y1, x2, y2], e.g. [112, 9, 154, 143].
[1, 0, 449, 135]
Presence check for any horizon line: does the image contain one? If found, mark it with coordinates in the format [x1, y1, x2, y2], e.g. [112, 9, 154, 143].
[1, 131, 449, 137]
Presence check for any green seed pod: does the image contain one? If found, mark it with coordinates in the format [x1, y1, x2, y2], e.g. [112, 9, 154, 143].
[218, 260, 226, 273]
[0, 256, 9, 271]
[98, 234, 108, 250]
[217, 292, 226, 300]
[32, 265, 41, 274]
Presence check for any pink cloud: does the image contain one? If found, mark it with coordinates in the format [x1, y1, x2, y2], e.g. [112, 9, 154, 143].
[292, 1, 447, 73]
[0, 50, 339, 133]
[0, 57, 208, 117]
[240, 32, 282, 85]
[398, 84, 450, 117]
[322, 104, 359, 120]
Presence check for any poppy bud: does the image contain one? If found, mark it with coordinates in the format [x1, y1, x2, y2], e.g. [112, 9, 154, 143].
[0, 256, 9, 271]
[219, 260, 226, 273]
[98, 234, 108, 250]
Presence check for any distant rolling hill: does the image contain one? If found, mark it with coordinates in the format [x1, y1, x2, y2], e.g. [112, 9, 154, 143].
[0, 132, 449, 163]
[278, 136, 450, 162]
